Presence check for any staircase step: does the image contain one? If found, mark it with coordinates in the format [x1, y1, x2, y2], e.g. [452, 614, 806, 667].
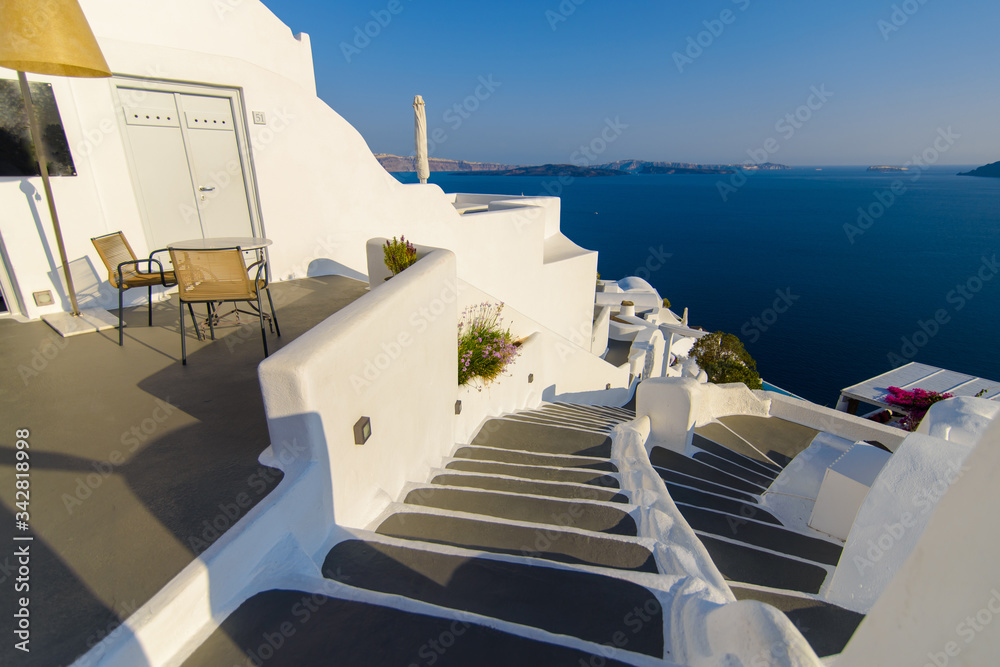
[503, 413, 613, 434]
[534, 406, 626, 427]
[431, 474, 628, 503]
[676, 506, 843, 566]
[445, 459, 620, 487]
[552, 402, 635, 420]
[376, 512, 659, 573]
[697, 535, 828, 594]
[690, 451, 777, 487]
[403, 487, 639, 536]
[730, 586, 865, 658]
[700, 416, 819, 467]
[182, 589, 638, 667]
[323, 540, 664, 658]
[668, 486, 780, 526]
[654, 468, 759, 504]
[453, 446, 618, 473]
[650, 447, 766, 494]
[692, 434, 783, 475]
[473, 419, 613, 458]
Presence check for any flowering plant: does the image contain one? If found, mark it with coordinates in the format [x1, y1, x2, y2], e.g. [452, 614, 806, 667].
[882, 386, 953, 431]
[383, 236, 418, 275]
[458, 302, 520, 387]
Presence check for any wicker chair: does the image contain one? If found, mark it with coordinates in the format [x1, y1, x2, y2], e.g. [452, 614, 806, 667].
[92, 231, 187, 346]
[168, 247, 280, 364]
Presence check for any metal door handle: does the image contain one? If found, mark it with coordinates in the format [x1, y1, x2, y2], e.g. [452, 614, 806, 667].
[199, 185, 216, 191]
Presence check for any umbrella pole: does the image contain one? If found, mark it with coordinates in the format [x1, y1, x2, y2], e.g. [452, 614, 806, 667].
[18, 71, 80, 317]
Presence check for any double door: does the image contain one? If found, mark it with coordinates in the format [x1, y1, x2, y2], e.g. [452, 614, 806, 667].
[116, 82, 260, 253]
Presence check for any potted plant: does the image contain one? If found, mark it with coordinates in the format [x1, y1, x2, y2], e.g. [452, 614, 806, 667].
[383, 236, 417, 278]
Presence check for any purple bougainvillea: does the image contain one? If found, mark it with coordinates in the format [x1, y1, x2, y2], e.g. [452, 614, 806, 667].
[882, 386, 953, 431]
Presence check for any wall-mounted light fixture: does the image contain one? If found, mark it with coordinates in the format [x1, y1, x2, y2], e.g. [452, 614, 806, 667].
[455, 400, 462, 415]
[528, 373, 534, 384]
[353, 416, 371, 445]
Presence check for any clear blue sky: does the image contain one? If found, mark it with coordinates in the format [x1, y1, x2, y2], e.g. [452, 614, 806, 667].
[262, 0, 999, 166]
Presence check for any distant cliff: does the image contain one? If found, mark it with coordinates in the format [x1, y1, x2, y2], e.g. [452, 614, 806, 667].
[958, 161, 1000, 178]
[456, 164, 626, 177]
[375, 154, 513, 172]
[600, 160, 787, 173]
[868, 165, 909, 172]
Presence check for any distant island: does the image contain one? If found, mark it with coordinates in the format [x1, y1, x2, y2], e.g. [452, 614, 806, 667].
[455, 164, 627, 178]
[600, 160, 786, 173]
[868, 165, 909, 172]
[640, 165, 735, 175]
[958, 161, 1000, 178]
[374, 154, 513, 172]
[377, 154, 789, 176]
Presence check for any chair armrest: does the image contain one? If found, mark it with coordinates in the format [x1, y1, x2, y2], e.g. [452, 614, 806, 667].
[117, 258, 172, 287]
[247, 259, 268, 286]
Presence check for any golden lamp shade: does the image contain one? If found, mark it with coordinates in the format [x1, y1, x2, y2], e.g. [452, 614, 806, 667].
[0, 0, 111, 77]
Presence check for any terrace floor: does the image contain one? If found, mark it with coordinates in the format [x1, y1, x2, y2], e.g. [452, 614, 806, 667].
[0, 275, 369, 667]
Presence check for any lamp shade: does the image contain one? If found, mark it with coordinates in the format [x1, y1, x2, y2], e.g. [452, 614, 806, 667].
[0, 0, 111, 78]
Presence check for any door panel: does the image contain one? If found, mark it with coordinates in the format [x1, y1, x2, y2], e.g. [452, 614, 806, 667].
[118, 88, 204, 250]
[178, 93, 253, 239]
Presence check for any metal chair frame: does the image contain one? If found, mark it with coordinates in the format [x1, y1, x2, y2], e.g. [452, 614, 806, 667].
[169, 247, 280, 365]
[91, 231, 192, 345]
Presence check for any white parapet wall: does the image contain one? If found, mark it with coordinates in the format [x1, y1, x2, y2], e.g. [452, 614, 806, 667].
[763, 392, 907, 451]
[636, 377, 771, 454]
[823, 431, 976, 613]
[259, 248, 459, 529]
[834, 414, 1000, 666]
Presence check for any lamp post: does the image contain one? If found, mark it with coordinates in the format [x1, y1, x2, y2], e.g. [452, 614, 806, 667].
[0, 0, 111, 322]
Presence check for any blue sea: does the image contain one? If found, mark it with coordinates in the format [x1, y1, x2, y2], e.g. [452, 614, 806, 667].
[393, 167, 1000, 406]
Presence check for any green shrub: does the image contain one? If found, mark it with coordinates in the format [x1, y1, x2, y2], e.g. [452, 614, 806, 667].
[690, 331, 761, 390]
[662, 297, 671, 308]
[383, 236, 417, 275]
[458, 302, 520, 387]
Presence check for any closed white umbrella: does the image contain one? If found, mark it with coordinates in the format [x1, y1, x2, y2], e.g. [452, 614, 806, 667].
[413, 94, 430, 184]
